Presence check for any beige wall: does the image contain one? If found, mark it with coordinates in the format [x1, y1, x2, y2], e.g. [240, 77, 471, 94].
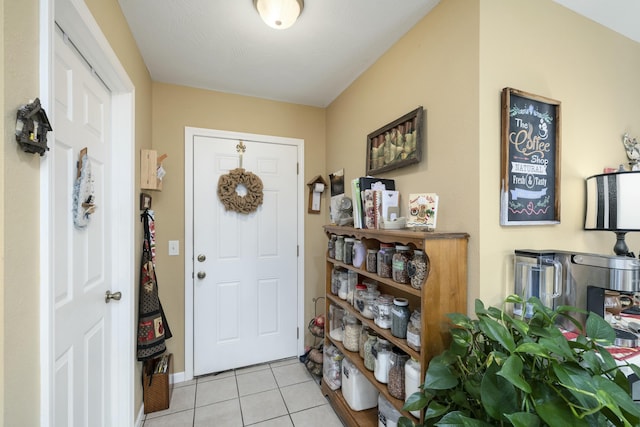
[478, 0, 640, 307]
[150, 83, 327, 374]
[3, 0, 44, 425]
[1, 0, 152, 424]
[326, 0, 482, 311]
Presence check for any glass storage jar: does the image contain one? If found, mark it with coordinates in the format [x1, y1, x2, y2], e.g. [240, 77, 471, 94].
[366, 249, 378, 273]
[352, 239, 366, 268]
[405, 357, 422, 417]
[359, 325, 371, 359]
[342, 313, 361, 352]
[343, 237, 354, 265]
[354, 284, 368, 313]
[392, 245, 411, 284]
[373, 338, 392, 383]
[328, 304, 344, 342]
[346, 270, 358, 305]
[391, 297, 410, 339]
[377, 243, 395, 278]
[360, 289, 380, 319]
[328, 234, 336, 259]
[387, 349, 409, 400]
[407, 250, 429, 290]
[373, 294, 394, 329]
[335, 236, 345, 262]
[330, 266, 341, 295]
[406, 309, 421, 352]
[337, 269, 349, 300]
[363, 332, 378, 371]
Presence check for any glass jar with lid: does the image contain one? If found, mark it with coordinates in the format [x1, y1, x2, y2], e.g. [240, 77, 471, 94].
[360, 289, 380, 319]
[346, 270, 358, 305]
[352, 239, 366, 268]
[337, 269, 349, 300]
[343, 237, 354, 265]
[391, 297, 410, 338]
[328, 234, 336, 259]
[363, 332, 378, 371]
[354, 283, 368, 313]
[373, 338, 392, 383]
[377, 243, 395, 278]
[330, 266, 341, 295]
[408, 250, 429, 290]
[342, 313, 361, 352]
[387, 349, 409, 400]
[406, 309, 421, 352]
[335, 236, 345, 262]
[366, 249, 378, 273]
[359, 325, 371, 359]
[392, 245, 411, 284]
[328, 304, 344, 342]
[373, 294, 394, 329]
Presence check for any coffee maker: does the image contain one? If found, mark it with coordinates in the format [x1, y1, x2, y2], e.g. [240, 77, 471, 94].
[514, 249, 640, 332]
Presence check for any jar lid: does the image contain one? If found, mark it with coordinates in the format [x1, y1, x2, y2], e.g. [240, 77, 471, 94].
[380, 243, 394, 248]
[396, 245, 410, 250]
[355, 284, 367, 290]
[367, 249, 377, 253]
[414, 250, 424, 254]
[344, 237, 355, 242]
[393, 297, 409, 306]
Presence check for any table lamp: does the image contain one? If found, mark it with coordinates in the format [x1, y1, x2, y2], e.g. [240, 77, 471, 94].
[585, 171, 640, 257]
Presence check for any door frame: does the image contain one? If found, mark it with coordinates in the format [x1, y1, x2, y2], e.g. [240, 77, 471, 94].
[39, 0, 135, 425]
[184, 127, 305, 380]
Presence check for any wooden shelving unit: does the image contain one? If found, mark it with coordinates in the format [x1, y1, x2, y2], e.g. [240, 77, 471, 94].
[321, 225, 469, 426]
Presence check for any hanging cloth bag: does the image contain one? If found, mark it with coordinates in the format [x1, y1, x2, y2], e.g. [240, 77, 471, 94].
[137, 209, 172, 361]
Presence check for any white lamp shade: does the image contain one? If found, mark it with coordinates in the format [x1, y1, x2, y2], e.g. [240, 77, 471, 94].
[585, 171, 640, 231]
[254, 0, 303, 30]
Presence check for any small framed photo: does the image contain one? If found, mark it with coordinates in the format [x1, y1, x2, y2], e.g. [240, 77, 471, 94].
[140, 193, 152, 210]
[366, 106, 424, 175]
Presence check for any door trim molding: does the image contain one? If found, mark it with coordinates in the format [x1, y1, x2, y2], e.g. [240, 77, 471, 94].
[184, 126, 305, 380]
[40, 0, 135, 424]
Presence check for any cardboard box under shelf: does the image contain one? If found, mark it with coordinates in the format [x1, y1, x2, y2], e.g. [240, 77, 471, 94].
[143, 353, 173, 414]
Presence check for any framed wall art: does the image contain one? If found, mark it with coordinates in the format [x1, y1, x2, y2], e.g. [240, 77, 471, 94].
[366, 106, 424, 175]
[500, 87, 561, 226]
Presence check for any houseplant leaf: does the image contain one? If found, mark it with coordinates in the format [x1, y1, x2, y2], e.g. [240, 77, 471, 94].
[498, 354, 532, 393]
[480, 362, 518, 421]
[424, 358, 458, 390]
[478, 316, 516, 353]
[504, 412, 541, 427]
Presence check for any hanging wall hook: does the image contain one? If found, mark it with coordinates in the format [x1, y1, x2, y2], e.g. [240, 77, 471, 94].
[236, 140, 246, 169]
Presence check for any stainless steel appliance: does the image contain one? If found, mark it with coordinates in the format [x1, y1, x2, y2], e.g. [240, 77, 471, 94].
[514, 249, 640, 332]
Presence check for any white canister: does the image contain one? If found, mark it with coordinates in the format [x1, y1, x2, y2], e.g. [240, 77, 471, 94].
[404, 357, 421, 418]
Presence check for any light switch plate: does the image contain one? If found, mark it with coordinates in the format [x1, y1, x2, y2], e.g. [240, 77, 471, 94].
[168, 240, 179, 256]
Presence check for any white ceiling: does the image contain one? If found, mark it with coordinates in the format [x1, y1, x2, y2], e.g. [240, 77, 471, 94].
[118, 0, 639, 108]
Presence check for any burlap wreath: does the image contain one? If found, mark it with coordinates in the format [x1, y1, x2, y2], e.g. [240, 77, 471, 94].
[217, 168, 264, 214]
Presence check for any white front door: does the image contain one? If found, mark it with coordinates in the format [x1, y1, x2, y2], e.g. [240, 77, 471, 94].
[191, 133, 300, 375]
[52, 28, 115, 426]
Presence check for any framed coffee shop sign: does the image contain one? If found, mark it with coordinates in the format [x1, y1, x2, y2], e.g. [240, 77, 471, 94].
[500, 88, 561, 226]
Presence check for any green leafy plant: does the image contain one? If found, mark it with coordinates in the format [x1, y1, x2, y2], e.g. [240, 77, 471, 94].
[400, 295, 640, 427]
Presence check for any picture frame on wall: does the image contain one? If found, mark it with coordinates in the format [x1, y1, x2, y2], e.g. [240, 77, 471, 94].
[500, 87, 561, 226]
[366, 106, 424, 175]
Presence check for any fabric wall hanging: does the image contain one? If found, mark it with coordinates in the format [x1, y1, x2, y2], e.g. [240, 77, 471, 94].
[137, 209, 172, 361]
[217, 141, 264, 214]
[73, 149, 96, 229]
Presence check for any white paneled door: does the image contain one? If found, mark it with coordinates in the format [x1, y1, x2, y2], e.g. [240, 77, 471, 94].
[53, 28, 114, 426]
[192, 134, 299, 375]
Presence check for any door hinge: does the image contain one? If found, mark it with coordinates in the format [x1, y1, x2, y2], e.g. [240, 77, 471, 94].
[297, 245, 299, 257]
[297, 327, 299, 339]
[297, 162, 299, 175]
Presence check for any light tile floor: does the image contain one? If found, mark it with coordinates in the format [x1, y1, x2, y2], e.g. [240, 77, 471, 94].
[143, 357, 345, 427]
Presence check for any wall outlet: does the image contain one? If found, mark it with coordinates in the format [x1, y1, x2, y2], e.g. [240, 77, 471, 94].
[168, 240, 179, 256]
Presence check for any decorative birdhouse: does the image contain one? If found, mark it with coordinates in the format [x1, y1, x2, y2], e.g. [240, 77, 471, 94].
[15, 98, 52, 156]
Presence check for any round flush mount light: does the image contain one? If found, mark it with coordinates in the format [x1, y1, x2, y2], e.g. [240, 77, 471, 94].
[253, 0, 304, 30]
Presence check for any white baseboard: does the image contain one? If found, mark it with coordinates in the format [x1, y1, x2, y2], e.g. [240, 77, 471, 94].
[135, 404, 145, 426]
[172, 370, 188, 384]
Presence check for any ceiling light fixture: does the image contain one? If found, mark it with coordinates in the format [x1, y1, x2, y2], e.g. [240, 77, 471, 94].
[253, 0, 304, 30]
